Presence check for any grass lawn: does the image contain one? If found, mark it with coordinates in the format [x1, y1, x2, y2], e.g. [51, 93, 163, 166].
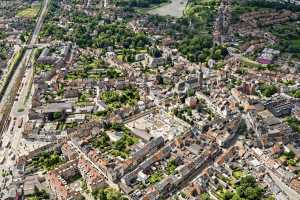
[137, 48, 147, 53]
[117, 54, 124, 61]
[240, 56, 264, 69]
[291, 39, 300, 47]
[279, 155, 287, 162]
[289, 89, 300, 98]
[148, 171, 164, 184]
[28, 151, 64, 171]
[17, 4, 41, 18]
[233, 170, 244, 180]
[229, 177, 236, 187]
[216, 188, 228, 199]
[17, 108, 25, 112]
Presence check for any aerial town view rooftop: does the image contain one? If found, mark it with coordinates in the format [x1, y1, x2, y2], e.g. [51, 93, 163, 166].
[0, 0, 300, 199]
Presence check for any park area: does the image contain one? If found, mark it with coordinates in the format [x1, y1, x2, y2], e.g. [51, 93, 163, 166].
[17, 3, 41, 18]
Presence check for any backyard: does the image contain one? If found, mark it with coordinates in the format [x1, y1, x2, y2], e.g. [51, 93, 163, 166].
[27, 151, 64, 171]
[92, 125, 139, 158]
[100, 88, 140, 111]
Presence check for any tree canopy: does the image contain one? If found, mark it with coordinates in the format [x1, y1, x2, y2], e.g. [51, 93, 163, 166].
[222, 176, 266, 200]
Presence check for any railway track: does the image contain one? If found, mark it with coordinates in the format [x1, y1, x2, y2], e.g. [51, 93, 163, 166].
[0, 0, 50, 136]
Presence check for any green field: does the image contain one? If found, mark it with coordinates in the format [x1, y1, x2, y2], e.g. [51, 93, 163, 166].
[17, 4, 41, 18]
[290, 39, 300, 51]
[240, 56, 262, 68]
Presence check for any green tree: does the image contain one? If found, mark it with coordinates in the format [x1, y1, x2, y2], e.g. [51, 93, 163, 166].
[201, 193, 211, 200]
[258, 84, 277, 97]
[0, 31, 6, 40]
[114, 139, 126, 151]
[99, 190, 107, 200]
[235, 176, 265, 200]
[92, 188, 127, 200]
[156, 75, 164, 85]
[223, 191, 234, 200]
[52, 112, 62, 120]
[187, 88, 195, 97]
[20, 32, 27, 43]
